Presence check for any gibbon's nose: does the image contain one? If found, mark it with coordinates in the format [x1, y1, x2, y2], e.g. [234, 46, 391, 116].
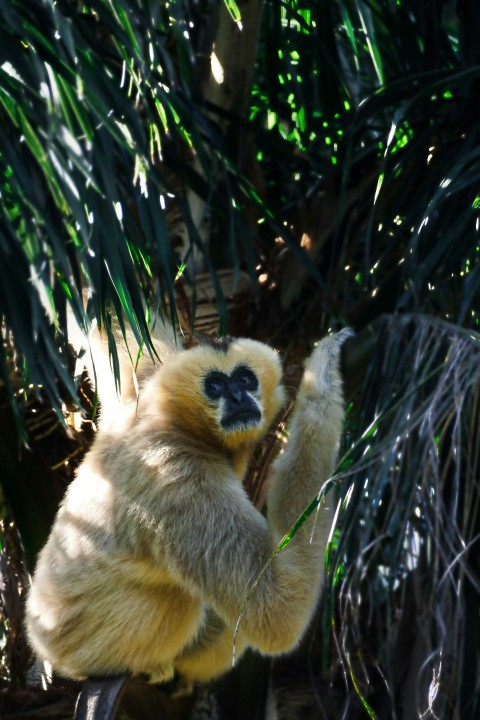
[229, 383, 244, 403]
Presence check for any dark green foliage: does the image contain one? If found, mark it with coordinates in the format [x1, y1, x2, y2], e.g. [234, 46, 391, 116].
[330, 316, 480, 717]
[0, 0, 236, 428]
[253, 0, 480, 331]
[250, 3, 480, 717]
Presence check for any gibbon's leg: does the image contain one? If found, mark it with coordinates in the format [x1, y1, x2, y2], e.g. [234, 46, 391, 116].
[174, 610, 249, 684]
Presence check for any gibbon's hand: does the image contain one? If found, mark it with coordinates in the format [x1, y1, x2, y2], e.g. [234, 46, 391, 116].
[304, 327, 355, 394]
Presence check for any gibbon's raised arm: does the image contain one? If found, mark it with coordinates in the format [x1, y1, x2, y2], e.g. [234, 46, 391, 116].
[25, 325, 350, 686]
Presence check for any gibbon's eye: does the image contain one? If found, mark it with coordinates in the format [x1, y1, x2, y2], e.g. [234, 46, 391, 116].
[234, 367, 259, 392]
[204, 372, 227, 400]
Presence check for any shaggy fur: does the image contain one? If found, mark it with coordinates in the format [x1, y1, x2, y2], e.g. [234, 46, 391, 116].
[25, 325, 349, 685]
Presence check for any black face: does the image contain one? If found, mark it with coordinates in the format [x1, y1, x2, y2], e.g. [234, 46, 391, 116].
[204, 365, 262, 430]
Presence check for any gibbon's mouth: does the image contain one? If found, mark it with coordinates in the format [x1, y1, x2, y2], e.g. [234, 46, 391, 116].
[222, 408, 262, 430]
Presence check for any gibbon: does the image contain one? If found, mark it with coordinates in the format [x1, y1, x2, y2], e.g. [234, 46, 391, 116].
[25, 319, 351, 687]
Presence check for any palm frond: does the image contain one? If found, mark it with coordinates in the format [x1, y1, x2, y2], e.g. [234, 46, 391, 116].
[329, 314, 480, 717]
[0, 0, 252, 423]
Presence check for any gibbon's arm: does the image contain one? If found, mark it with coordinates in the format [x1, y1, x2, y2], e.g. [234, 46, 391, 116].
[267, 329, 348, 534]
[143, 331, 347, 658]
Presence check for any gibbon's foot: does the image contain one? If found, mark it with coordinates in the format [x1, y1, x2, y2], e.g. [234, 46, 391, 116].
[154, 672, 194, 697]
[139, 670, 193, 697]
[167, 676, 195, 698]
[139, 665, 175, 686]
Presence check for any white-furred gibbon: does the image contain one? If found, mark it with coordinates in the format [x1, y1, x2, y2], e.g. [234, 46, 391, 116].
[25, 318, 351, 687]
